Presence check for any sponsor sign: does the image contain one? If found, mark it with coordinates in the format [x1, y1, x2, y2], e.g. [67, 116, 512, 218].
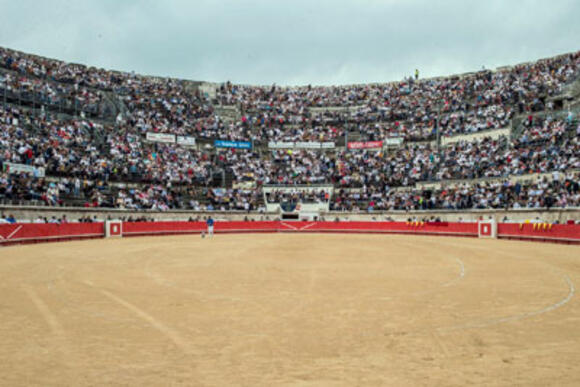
[4, 162, 45, 177]
[268, 141, 295, 149]
[295, 142, 322, 149]
[384, 137, 404, 146]
[146, 132, 176, 144]
[347, 141, 383, 149]
[233, 181, 256, 189]
[214, 140, 252, 149]
[176, 136, 196, 147]
[268, 141, 335, 149]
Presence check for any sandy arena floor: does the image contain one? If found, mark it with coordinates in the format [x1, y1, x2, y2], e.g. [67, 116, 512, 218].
[0, 233, 579, 386]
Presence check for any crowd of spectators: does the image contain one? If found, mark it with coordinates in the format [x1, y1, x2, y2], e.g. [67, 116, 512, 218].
[0, 45, 579, 214]
[515, 114, 577, 147]
[1, 46, 196, 96]
[2, 95, 579, 202]
[1, 71, 104, 116]
[1, 46, 213, 131]
[225, 99, 515, 142]
[204, 187, 261, 212]
[331, 173, 580, 212]
[0, 171, 110, 207]
[215, 51, 579, 141]
[120, 81, 213, 138]
[217, 50, 577, 111]
[266, 189, 330, 203]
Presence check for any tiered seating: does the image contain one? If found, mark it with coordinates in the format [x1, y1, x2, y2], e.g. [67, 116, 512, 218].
[1, 45, 579, 213]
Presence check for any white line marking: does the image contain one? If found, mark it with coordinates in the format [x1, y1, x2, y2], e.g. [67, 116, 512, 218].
[280, 222, 298, 230]
[85, 282, 192, 354]
[23, 285, 78, 376]
[24, 286, 67, 339]
[378, 257, 466, 302]
[299, 223, 317, 231]
[441, 258, 466, 287]
[438, 274, 575, 332]
[378, 239, 468, 302]
[0, 233, 103, 244]
[6, 225, 22, 240]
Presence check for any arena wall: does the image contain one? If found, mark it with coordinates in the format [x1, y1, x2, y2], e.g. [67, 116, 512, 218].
[1, 220, 578, 246]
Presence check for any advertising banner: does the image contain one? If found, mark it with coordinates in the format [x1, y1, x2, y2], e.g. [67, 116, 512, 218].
[347, 141, 383, 149]
[295, 142, 322, 149]
[268, 141, 295, 149]
[4, 162, 45, 177]
[176, 136, 196, 147]
[146, 132, 176, 144]
[214, 140, 252, 149]
[268, 141, 335, 149]
[384, 137, 404, 146]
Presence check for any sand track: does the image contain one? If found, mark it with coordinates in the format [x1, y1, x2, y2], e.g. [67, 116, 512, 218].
[0, 234, 579, 386]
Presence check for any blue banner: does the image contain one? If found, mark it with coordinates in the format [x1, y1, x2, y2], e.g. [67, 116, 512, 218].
[214, 140, 252, 149]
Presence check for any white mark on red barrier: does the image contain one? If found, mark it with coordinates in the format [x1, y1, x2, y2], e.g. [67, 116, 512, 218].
[6, 225, 22, 240]
[279, 222, 317, 231]
[0, 225, 22, 241]
[280, 222, 298, 230]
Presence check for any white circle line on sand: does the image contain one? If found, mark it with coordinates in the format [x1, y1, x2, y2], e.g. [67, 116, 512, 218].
[143, 238, 467, 305]
[429, 238, 576, 331]
[442, 257, 466, 287]
[43, 264, 144, 325]
[438, 274, 575, 332]
[378, 256, 466, 301]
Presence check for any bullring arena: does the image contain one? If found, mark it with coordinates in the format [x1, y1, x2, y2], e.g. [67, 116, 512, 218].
[1, 222, 579, 386]
[1, 27, 580, 386]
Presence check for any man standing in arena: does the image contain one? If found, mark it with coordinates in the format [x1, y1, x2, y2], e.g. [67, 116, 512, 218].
[206, 216, 214, 237]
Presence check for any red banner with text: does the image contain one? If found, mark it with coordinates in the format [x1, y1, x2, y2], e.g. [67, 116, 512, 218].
[347, 141, 383, 149]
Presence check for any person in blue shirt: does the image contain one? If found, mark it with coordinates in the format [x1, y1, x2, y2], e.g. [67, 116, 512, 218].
[206, 217, 214, 237]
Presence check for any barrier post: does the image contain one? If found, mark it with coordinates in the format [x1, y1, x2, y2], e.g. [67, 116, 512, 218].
[105, 221, 123, 238]
[478, 219, 497, 239]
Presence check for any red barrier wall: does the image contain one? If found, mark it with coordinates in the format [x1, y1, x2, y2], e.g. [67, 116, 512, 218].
[498, 223, 580, 244]
[122, 220, 479, 237]
[122, 221, 279, 237]
[1, 221, 578, 246]
[0, 223, 103, 246]
[278, 221, 479, 236]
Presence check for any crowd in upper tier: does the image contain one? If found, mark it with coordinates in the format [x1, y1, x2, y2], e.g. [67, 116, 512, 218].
[1, 46, 579, 142]
[215, 51, 579, 140]
[0, 72, 106, 120]
[0, 45, 579, 212]
[1, 46, 195, 95]
[217, 51, 578, 110]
